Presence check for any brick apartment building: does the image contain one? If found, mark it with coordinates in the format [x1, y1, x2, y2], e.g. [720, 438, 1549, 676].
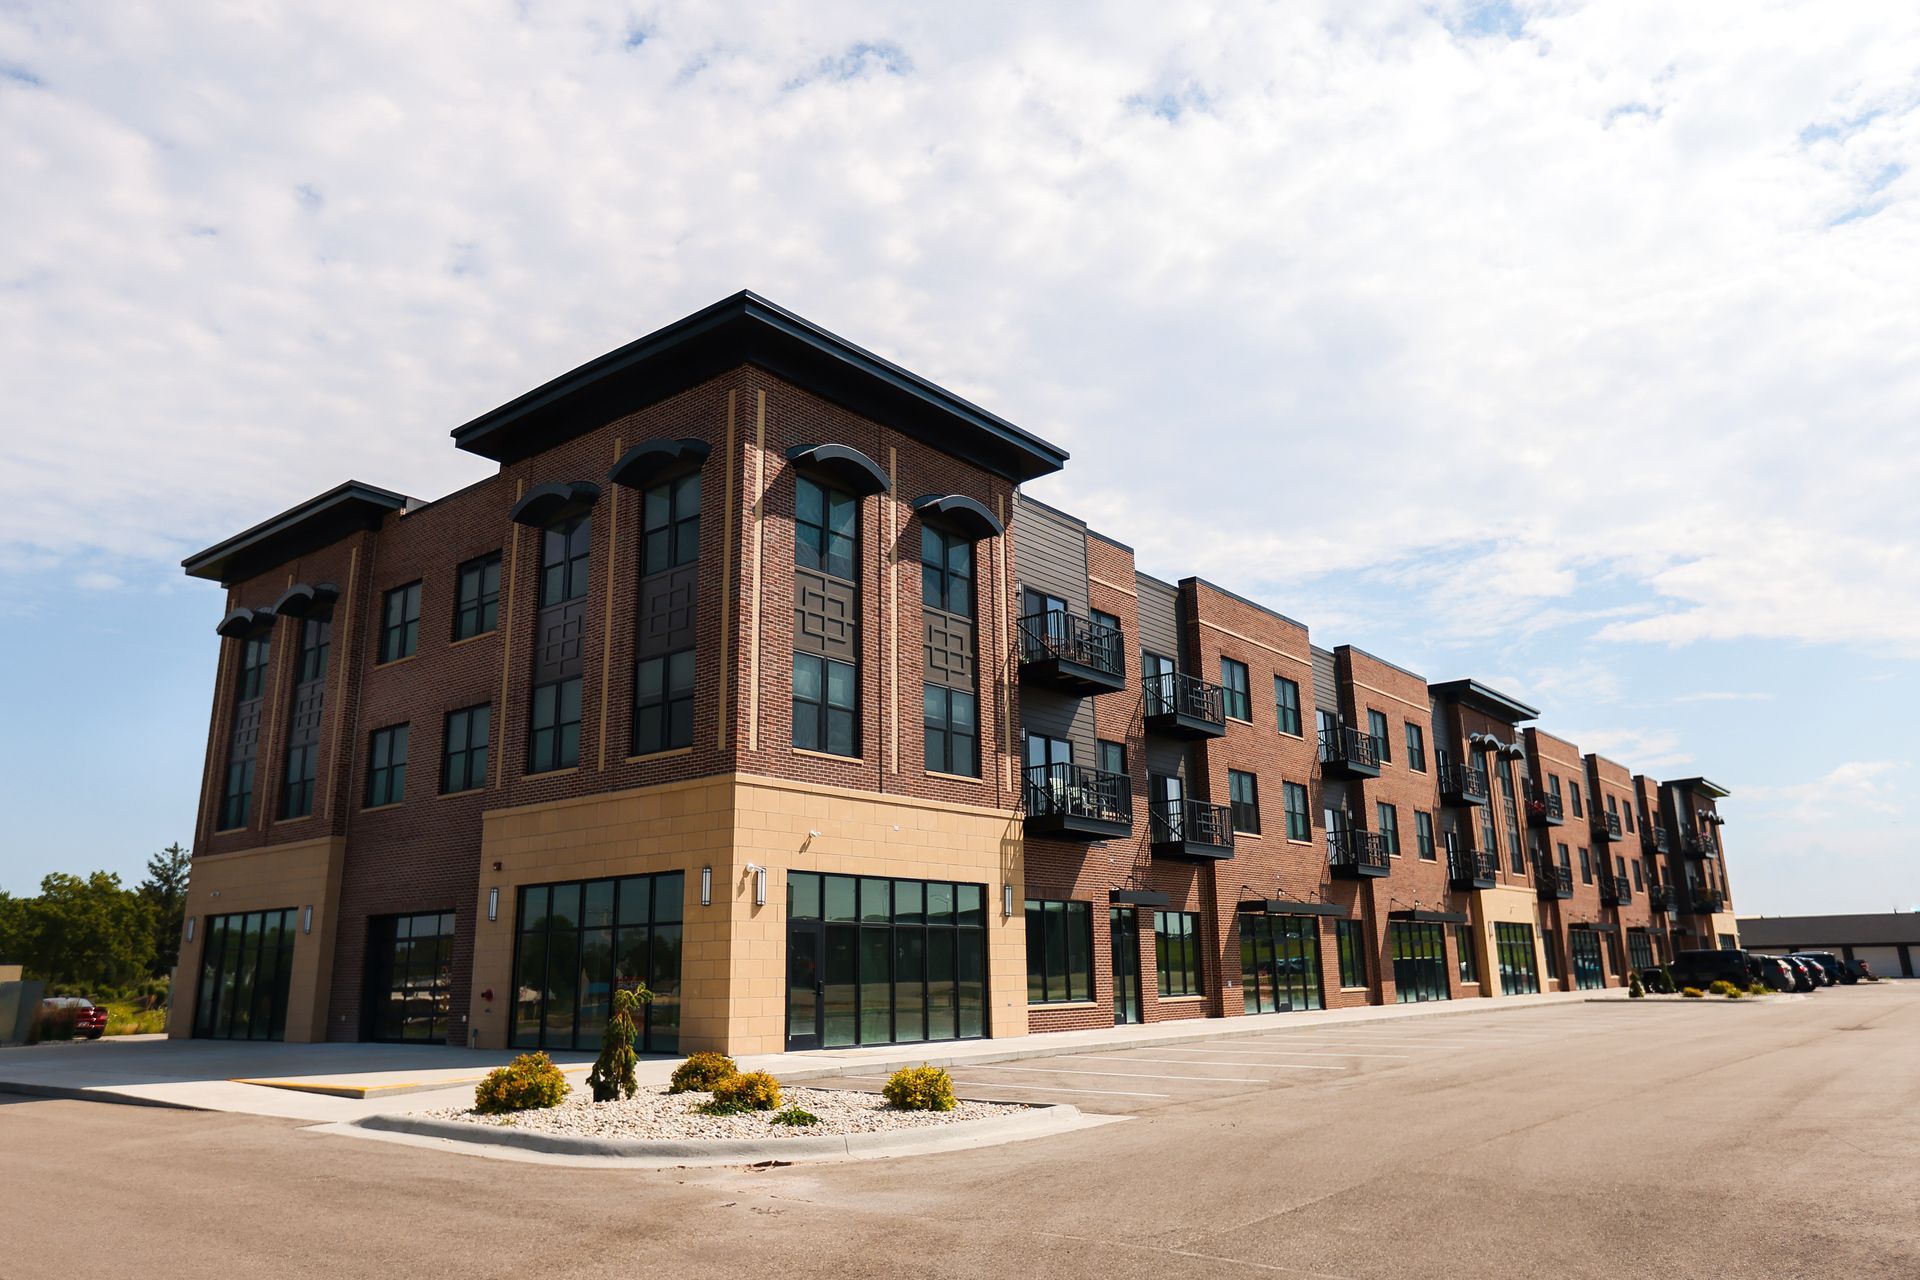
[170, 292, 1742, 1053]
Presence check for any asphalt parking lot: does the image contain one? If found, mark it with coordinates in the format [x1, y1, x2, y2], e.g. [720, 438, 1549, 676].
[3, 985, 1917, 1280]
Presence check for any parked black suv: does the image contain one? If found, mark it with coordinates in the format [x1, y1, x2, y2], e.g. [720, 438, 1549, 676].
[1669, 948, 1750, 989]
[1793, 952, 1851, 985]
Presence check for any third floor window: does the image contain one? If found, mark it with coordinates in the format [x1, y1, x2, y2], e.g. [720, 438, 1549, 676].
[642, 473, 701, 576]
[920, 525, 974, 617]
[540, 516, 591, 606]
[1220, 658, 1251, 721]
[1274, 676, 1301, 736]
[1367, 709, 1391, 763]
[454, 553, 501, 640]
[378, 583, 420, 664]
[795, 476, 857, 581]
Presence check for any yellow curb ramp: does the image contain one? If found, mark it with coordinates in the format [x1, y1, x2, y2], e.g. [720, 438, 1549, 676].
[234, 1065, 592, 1100]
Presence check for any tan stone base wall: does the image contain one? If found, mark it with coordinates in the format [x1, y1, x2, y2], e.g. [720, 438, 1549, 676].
[168, 836, 346, 1043]
[1471, 884, 1551, 997]
[467, 772, 1025, 1056]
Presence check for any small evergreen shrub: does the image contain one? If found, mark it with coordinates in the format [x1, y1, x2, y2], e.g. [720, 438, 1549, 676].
[475, 1052, 570, 1114]
[695, 1097, 754, 1116]
[1681, 987, 1705, 999]
[668, 1051, 739, 1094]
[1628, 972, 1646, 999]
[771, 1107, 820, 1127]
[588, 985, 652, 1103]
[882, 1064, 957, 1112]
[711, 1071, 782, 1112]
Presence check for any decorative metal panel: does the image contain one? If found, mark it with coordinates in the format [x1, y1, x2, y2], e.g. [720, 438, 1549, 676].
[923, 609, 974, 689]
[637, 564, 698, 658]
[534, 599, 587, 681]
[795, 568, 857, 660]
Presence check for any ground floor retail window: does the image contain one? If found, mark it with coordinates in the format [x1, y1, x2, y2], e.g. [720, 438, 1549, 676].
[788, 873, 987, 1052]
[511, 872, 683, 1055]
[193, 908, 296, 1041]
[1542, 928, 1561, 981]
[1570, 929, 1606, 991]
[366, 911, 455, 1043]
[1025, 899, 1094, 1004]
[1241, 914, 1323, 1014]
[1155, 910, 1202, 997]
[1453, 923, 1477, 986]
[1389, 921, 1450, 1003]
[1336, 919, 1367, 989]
[1495, 922, 1540, 995]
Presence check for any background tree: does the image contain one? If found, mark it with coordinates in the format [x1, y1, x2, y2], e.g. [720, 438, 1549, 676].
[18, 872, 155, 991]
[139, 842, 192, 976]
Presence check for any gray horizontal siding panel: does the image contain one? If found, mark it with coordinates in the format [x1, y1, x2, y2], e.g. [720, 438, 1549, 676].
[1012, 496, 1088, 614]
[1136, 576, 1180, 663]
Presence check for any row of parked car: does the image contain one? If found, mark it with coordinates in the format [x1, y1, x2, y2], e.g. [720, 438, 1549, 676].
[1665, 948, 1873, 993]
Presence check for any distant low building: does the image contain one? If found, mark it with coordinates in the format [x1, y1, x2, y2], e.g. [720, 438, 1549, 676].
[1737, 913, 1917, 978]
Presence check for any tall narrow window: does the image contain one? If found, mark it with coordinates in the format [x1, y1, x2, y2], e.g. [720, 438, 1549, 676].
[220, 632, 272, 830]
[794, 475, 861, 757]
[1405, 723, 1426, 772]
[1025, 899, 1093, 1003]
[1220, 658, 1251, 721]
[528, 678, 581, 773]
[453, 554, 501, 640]
[1143, 651, 1176, 712]
[1283, 781, 1311, 840]
[1569, 781, 1584, 818]
[634, 651, 695, 755]
[1274, 676, 1302, 736]
[1367, 709, 1391, 763]
[1336, 919, 1368, 989]
[366, 725, 409, 807]
[1454, 923, 1477, 985]
[441, 705, 490, 794]
[279, 616, 329, 820]
[1098, 739, 1126, 777]
[642, 473, 700, 575]
[920, 526, 974, 617]
[378, 582, 421, 663]
[1376, 802, 1400, 855]
[1228, 770, 1260, 834]
[1578, 846, 1593, 884]
[923, 686, 978, 776]
[1155, 911, 1202, 997]
[540, 517, 591, 606]
[921, 522, 980, 776]
[1415, 810, 1436, 861]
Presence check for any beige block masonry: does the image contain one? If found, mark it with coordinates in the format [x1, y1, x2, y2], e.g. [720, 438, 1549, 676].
[167, 836, 347, 1043]
[1471, 884, 1551, 997]
[1707, 912, 1741, 948]
[469, 773, 1025, 1055]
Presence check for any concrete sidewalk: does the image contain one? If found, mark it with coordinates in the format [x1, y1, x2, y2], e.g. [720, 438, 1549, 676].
[0, 987, 1624, 1122]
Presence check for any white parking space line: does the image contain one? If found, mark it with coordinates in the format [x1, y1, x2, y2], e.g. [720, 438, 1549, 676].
[837, 1075, 1172, 1099]
[1163, 1047, 1413, 1060]
[970, 1065, 1291, 1082]
[1061, 1056, 1351, 1070]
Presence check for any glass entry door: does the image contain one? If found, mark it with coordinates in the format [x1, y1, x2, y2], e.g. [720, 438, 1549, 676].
[787, 872, 988, 1051]
[193, 908, 297, 1041]
[1110, 908, 1142, 1024]
[1240, 914, 1323, 1014]
[1389, 921, 1450, 1003]
[1570, 929, 1606, 990]
[365, 911, 455, 1043]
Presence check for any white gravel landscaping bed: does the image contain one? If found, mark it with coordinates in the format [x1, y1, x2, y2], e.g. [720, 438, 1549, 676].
[423, 1085, 1027, 1141]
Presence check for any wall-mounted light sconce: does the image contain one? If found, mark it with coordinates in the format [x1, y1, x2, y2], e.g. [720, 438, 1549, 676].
[700, 865, 713, 907]
[487, 887, 499, 922]
[1003, 883, 1014, 918]
[185, 917, 195, 943]
[302, 905, 313, 935]
[747, 864, 768, 907]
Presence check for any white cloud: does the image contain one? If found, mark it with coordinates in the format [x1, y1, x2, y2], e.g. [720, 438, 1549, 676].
[1672, 691, 1776, 704]
[74, 570, 123, 591]
[1743, 760, 1905, 826]
[1558, 727, 1694, 772]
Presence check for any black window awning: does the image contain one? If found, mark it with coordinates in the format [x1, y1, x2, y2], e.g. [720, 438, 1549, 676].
[1110, 889, 1170, 908]
[215, 606, 272, 637]
[607, 437, 710, 490]
[785, 443, 889, 495]
[1569, 921, 1619, 934]
[271, 582, 339, 618]
[1239, 898, 1346, 917]
[1389, 909, 1469, 924]
[510, 480, 601, 527]
[912, 493, 1003, 539]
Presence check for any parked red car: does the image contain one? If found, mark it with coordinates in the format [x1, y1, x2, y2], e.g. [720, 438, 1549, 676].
[42, 997, 107, 1039]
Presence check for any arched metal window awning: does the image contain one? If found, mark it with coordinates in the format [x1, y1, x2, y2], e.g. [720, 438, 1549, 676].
[607, 438, 711, 490]
[911, 494, 1003, 540]
[270, 582, 340, 618]
[215, 606, 273, 637]
[785, 443, 889, 496]
[509, 480, 602, 527]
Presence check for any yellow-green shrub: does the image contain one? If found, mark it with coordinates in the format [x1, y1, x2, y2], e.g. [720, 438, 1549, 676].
[668, 1051, 739, 1094]
[710, 1071, 782, 1111]
[474, 1052, 570, 1114]
[882, 1064, 956, 1112]
[1709, 979, 1741, 997]
[1681, 987, 1705, 999]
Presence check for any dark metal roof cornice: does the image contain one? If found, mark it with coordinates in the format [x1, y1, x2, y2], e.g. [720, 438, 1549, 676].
[1429, 678, 1541, 724]
[183, 481, 411, 586]
[451, 291, 1069, 482]
[1668, 777, 1732, 800]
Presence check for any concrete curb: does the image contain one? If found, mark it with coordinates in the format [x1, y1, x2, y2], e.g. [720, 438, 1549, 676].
[355, 1101, 1081, 1163]
[0, 1080, 208, 1110]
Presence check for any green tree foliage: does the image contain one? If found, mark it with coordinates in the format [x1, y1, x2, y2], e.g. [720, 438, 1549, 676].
[588, 984, 652, 1103]
[3, 872, 156, 991]
[139, 842, 192, 976]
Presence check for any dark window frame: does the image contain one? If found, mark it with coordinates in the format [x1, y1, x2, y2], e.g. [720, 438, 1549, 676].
[1154, 911, 1203, 997]
[1415, 810, 1436, 860]
[1367, 709, 1391, 763]
[441, 704, 491, 795]
[1336, 919, 1368, 989]
[1405, 722, 1426, 772]
[793, 653, 858, 757]
[453, 553, 502, 640]
[634, 649, 696, 756]
[923, 685, 979, 777]
[795, 474, 858, 582]
[1025, 898, 1094, 1004]
[1376, 802, 1400, 855]
[539, 515, 592, 607]
[378, 582, 422, 664]
[528, 677, 582, 774]
[919, 524, 975, 619]
[641, 472, 701, 577]
[1220, 657, 1251, 721]
[1282, 781, 1311, 841]
[1228, 769, 1260, 834]
[1274, 676, 1302, 736]
[365, 724, 409, 808]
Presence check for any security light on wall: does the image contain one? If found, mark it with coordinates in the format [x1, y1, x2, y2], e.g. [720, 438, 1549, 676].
[744, 864, 768, 907]
[487, 887, 499, 922]
[700, 866, 712, 907]
[185, 917, 195, 943]
[302, 906, 313, 935]
[1003, 883, 1014, 918]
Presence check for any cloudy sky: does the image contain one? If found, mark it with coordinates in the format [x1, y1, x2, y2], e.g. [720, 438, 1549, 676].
[2, 1, 1915, 914]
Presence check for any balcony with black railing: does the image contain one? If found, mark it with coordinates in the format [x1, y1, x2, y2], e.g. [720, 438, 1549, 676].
[1680, 830, 1716, 859]
[1643, 825, 1670, 855]
[1439, 762, 1490, 807]
[1318, 726, 1381, 780]
[1690, 889, 1725, 915]
[1449, 847, 1499, 891]
[1598, 871, 1633, 908]
[1016, 610, 1127, 697]
[1532, 855, 1573, 899]
[1328, 829, 1391, 879]
[1144, 671, 1228, 740]
[1592, 810, 1624, 843]
[1526, 791, 1564, 826]
[1149, 798, 1234, 860]
[1024, 763, 1132, 842]
[1647, 884, 1675, 912]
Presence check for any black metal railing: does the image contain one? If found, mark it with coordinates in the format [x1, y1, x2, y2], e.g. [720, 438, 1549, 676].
[1145, 670, 1227, 726]
[1318, 725, 1381, 772]
[1690, 889, 1725, 915]
[1440, 762, 1490, 803]
[1016, 610, 1124, 679]
[1644, 826, 1670, 854]
[1328, 829, 1391, 875]
[1526, 792, 1564, 825]
[1647, 885, 1674, 912]
[1594, 811, 1623, 839]
[1680, 830, 1716, 858]
[1149, 798, 1233, 850]
[1532, 855, 1572, 898]
[1598, 872, 1632, 907]
[1449, 848, 1499, 889]
[1024, 763, 1131, 827]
